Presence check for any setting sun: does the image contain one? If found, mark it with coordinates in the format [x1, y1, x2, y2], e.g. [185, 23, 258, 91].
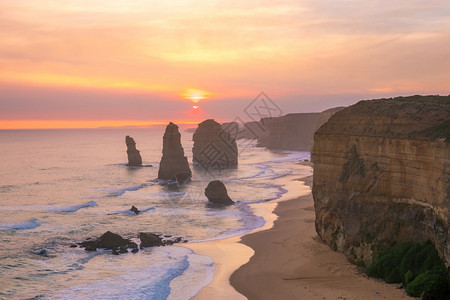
[182, 88, 210, 103]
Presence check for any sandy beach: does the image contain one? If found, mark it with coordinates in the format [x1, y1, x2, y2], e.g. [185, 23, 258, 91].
[188, 171, 412, 300]
[230, 175, 410, 299]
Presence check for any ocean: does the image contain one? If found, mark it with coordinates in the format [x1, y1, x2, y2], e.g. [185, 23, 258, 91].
[0, 127, 311, 299]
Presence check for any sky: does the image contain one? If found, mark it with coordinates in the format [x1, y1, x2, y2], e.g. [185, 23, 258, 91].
[1, 0, 449, 129]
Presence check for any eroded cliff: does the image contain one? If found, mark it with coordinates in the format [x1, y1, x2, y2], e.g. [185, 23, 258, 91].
[312, 95, 450, 266]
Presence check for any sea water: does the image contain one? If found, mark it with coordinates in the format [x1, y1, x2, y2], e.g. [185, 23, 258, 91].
[0, 127, 311, 299]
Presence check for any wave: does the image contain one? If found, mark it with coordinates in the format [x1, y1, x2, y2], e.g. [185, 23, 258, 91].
[48, 201, 98, 213]
[0, 218, 40, 230]
[52, 247, 208, 300]
[0, 201, 98, 213]
[113, 206, 156, 215]
[95, 185, 144, 197]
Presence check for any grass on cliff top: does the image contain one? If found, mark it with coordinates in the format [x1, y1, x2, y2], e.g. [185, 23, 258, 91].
[366, 240, 449, 299]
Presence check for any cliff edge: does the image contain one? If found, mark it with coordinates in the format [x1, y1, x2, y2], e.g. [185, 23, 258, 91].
[312, 95, 450, 266]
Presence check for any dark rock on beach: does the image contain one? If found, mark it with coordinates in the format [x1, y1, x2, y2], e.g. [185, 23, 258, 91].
[205, 180, 234, 205]
[158, 122, 192, 184]
[126, 136, 143, 166]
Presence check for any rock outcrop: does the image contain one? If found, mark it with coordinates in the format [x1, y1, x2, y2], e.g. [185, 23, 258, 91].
[125, 136, 142, 166]
[312, 95, 450, 266]
[139, 232, 187, 247]
[158, 122, 192, 184]
[79, 231, 136, 253]
[193, 119, 238, 169]
[205, 180, 234, 205]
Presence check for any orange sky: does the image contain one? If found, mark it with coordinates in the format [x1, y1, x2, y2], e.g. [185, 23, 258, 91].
[1, 1, 449, 129]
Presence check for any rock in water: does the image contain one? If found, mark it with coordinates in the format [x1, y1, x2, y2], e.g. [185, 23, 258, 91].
[139, 232, 164, 247]
[205, 180, 234, 205]
[95, 231, 130, 249]
[157, 122, 192, 184]
[193, 119, 238, 169]
[130, 205, 140, 215]
[126, 136, 142, 166]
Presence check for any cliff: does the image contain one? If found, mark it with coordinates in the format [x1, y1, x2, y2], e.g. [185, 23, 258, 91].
[230, 108, 343, 151]
[158, 122, 192, 184]
[312, 95, 450, 266]
[193, 119, 238, 169]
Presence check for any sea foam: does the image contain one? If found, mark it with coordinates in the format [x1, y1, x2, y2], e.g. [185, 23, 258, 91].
[0, 218, 40, 230]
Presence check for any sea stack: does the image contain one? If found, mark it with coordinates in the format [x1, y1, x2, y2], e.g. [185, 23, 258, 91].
[193, 119, 238, 169]
[158, 122, 192, 184]
[125, 136, 142, 166]
[205, 180, 234, 205]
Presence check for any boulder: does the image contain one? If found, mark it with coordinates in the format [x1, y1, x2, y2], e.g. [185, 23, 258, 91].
[80, 231, 130, 251]
[139, 232, 164, 248]
[96, 231, 130, 249]
[130, 205, 140, 215]
[205, 180, 234, 205]
[158, 122, 192, 184]
[193, 119, 238, 169]
[125, 136, 143, 166]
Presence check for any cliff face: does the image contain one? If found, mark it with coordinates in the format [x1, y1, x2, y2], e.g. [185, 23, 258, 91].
[312, 95, 450, 266]
[233, 109, 343, 151]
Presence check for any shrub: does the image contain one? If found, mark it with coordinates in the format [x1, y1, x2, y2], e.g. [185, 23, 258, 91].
[366, 241, 449, 299]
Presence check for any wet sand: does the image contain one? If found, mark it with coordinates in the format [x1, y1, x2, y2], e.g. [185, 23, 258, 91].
[230, 175, 410, 299]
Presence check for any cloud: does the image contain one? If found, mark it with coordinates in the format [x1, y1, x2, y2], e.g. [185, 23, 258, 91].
[0, 0, 449, 126]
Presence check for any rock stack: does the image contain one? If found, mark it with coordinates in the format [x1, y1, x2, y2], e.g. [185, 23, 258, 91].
[205, 180, 234, 205]
[125, 136, 142, 166]
[158, 122, 192, 184]
[193, 119, 238, 169]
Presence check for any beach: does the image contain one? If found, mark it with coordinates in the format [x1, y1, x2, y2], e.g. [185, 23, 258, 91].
[193, 174, 411, 299]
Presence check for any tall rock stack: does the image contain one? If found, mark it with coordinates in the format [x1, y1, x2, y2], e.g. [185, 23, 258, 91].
[158, 122, 192, 184]
[193, 119, 238, 169]
[125, 136, 142, 166]
[312, 95, 450, 266]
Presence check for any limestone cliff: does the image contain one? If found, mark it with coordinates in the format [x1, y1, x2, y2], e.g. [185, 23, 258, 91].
[312, 95, 450, 266]
[236, 109, 342, 151]
[193, 119, 238, 169]
[158, 122, 192, 184]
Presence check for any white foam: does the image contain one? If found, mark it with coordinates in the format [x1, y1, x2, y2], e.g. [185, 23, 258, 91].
[94, 184, 144, 197]
[0, 201, 98, 213]
[0, 218, 40, 230]
[51, 246, 212, 300]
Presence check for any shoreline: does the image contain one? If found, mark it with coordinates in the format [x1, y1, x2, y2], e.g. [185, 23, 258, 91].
[186, 170, 312, 299]
[230, 175, 410, 299]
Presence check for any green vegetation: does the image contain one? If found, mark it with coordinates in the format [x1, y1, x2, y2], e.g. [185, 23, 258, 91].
[420, 120, 450, 142]
[366, 241, 449, 299]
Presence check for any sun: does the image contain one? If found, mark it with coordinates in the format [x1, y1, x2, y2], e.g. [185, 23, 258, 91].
[182, 88, 210, 103]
